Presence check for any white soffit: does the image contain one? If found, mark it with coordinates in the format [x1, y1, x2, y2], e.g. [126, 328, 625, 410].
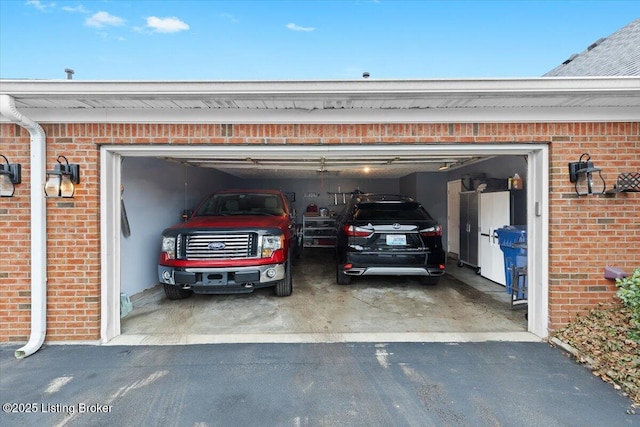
[1, 77, 640, 123]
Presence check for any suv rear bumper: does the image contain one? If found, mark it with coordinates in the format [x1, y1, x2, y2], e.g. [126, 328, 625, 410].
[342, 266, 445, 277]
[158, 263, 285, 291]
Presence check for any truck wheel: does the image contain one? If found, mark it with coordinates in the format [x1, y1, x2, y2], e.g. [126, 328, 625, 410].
[336, 266, 351, 285]
[293, 238, 302, 264]
[163, 284, 193, 300]
[275, 262, 293, 297]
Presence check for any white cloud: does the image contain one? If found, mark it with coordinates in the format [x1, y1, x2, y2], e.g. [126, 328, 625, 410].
[85, 11, 125, 28]
[220, 13, 239, 24]
[145, 16, 190, 33]
[286, 22, 315, 32]
[61, 5, 89, 14]
[25, 0, 56, 12]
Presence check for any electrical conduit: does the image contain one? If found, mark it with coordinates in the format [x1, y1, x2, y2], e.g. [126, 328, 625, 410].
[0, 94, 47, 359]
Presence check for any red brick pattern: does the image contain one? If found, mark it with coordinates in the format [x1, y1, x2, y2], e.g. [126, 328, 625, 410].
[1, 122, 638, 341]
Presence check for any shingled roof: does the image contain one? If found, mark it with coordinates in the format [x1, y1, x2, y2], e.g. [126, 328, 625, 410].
[544, 17, 640, 76]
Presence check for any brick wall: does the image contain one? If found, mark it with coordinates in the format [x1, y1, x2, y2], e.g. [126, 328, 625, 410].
[547, 123, 640, 329]
[1, 122, 638, 341]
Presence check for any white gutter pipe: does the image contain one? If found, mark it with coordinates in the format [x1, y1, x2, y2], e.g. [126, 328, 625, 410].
[0, 94, 47, 359]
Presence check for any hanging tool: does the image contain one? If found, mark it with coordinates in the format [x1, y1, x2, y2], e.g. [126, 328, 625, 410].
[121, 184, 131, 237]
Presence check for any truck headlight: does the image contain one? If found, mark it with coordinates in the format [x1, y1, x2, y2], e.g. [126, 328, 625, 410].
[162, 236, 176, 259]
[261, 234, 283, 258]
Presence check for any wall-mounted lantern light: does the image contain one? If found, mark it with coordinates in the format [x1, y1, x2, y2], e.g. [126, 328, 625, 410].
[0, 155, 22, 197]
[44, 155, 80, 198]
[568, 153, 606, 196]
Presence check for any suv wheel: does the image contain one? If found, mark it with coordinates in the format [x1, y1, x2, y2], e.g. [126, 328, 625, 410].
[336, 265, 351, 285]
[275, 261, 293, 296]
[163, 284, 193, 300]
[421, 276, 440, 286]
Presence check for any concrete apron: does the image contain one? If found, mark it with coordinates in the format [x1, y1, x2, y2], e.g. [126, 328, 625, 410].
[110, 249, 537, 345]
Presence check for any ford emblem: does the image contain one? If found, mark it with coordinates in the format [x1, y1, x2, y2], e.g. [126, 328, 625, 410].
[208, 242, 226, 250]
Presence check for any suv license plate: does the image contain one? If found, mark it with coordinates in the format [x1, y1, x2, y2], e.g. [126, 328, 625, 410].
[386, 234, 406, 246]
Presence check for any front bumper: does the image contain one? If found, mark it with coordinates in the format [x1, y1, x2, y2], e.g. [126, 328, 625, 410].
[158, 263, 285, 293]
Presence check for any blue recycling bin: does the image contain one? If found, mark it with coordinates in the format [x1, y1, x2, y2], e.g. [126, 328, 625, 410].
[496, 226, 527, 297]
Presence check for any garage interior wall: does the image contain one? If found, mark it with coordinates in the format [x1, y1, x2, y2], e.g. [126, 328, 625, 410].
[240, 177, 399, 212]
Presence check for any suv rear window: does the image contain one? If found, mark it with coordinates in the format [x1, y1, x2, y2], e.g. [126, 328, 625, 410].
[353, 202, 432, 221]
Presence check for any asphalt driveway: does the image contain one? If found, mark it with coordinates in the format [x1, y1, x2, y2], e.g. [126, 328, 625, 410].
[0, 342, 636, 426]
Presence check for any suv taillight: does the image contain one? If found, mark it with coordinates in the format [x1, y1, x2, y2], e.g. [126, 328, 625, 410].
[420, 225, 442, 237]
[343, 225, 372, 237]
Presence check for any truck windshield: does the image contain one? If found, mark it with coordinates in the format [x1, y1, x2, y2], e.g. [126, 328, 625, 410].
[195, 193, 285, 216]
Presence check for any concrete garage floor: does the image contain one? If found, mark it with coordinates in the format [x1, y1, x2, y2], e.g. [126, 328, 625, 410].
[111, 249, 535, 345]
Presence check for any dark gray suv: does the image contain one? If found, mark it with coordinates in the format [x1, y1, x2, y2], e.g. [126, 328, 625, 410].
[335, 193, 446, 285]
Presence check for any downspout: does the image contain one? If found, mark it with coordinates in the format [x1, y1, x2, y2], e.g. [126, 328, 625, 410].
[0, 94, 47, 359]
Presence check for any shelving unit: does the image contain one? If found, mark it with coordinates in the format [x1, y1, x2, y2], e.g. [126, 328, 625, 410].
[303, 215, 337, 248]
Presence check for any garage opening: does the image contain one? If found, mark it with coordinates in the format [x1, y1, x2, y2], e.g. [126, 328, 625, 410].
[100, 144, 548, 344]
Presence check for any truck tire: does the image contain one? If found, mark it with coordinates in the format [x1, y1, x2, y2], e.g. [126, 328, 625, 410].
[164, 284, 193, 300]
[275, 261, 293, 297]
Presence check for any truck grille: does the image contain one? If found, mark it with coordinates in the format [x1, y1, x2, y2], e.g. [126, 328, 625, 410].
[183, 233, 257, 259]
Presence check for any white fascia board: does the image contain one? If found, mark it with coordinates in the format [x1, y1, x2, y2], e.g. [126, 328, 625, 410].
[5, 105, 639, 124]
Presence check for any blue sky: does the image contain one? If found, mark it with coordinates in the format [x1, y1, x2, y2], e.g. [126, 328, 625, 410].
[1, 0, 639, 80]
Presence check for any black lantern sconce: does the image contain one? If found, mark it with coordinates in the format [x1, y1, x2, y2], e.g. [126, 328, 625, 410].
[0, 155, 22, 197]
[44, 155, 80, 198]
[568, 153, 606, 196]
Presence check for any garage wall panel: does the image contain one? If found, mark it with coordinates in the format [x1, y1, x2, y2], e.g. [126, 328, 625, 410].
[243, 177, 400, 219]
[413, 172, 449, 241]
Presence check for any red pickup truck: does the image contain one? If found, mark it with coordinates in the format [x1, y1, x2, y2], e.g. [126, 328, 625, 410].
[158, 189, 299, 299]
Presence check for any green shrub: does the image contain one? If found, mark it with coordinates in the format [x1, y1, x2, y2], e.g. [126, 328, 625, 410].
[616, 267, 640, 341]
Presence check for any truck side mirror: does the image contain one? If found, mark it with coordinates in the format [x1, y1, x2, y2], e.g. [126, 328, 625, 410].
[181, 209, 193, 222]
